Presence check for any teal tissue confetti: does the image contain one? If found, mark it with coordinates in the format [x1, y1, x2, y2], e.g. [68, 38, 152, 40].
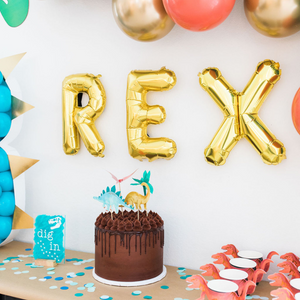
[161, 285, 169, 289]
[85, 283, 94, 288]
[132, 291, 142, 296]
[144, 296, 152, 299]
[75, 293, 83, 297]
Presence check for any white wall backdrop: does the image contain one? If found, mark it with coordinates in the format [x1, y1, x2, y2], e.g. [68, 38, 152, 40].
[2, 0, 300, 276]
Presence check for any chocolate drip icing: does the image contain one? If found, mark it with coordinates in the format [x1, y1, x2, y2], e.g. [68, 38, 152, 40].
[95, 226, 164, 257]
[95, 210, 164, 257]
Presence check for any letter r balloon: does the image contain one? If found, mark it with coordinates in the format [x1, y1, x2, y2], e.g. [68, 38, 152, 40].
[62, 74, 106, 157]
[126, 67, 177, 161]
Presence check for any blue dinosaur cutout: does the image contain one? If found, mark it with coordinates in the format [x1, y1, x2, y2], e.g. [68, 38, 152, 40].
[94, 185, 134, 213]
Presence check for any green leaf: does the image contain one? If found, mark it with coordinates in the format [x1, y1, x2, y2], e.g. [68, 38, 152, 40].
[111, 185, 116, 193]
[133, 178, 141, 183]
[148, 183, 154, 194]
[130, 183, 139, 186]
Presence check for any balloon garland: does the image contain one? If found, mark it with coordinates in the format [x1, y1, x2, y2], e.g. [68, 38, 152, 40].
[0, 53, 39, 247]
[111, 0, 300, 41]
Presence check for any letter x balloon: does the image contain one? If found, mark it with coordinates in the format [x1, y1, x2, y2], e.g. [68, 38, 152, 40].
[199, 60, 286, 166]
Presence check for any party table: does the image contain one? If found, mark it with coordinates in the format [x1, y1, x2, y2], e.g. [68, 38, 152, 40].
[0, 241, 273, 300]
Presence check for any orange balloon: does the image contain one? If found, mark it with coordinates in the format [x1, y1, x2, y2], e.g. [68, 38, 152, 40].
[163, 0, 236, 31]
[292, 88, 300, 134]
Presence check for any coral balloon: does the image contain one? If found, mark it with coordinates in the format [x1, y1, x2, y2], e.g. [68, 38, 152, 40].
[292, 88, 300, 134]
[112, 0, 174, 42]
[162, 0, 236, 31]
[244, 0, 300, 37]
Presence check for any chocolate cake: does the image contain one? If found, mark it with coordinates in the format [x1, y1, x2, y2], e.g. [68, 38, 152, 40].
[94, 210, 164, 283]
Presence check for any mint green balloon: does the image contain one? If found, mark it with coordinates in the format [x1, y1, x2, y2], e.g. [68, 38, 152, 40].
[0, 0, 29, 28]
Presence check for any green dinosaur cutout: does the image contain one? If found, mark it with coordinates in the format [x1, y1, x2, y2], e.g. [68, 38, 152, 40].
[0, 0, 29, 28]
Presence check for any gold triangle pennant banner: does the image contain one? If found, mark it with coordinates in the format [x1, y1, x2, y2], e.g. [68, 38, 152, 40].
[11, 96, 34, 120]
[8, 155, 39, 179]
[12, 206, 34, 230]
[0, 53, 26, 79]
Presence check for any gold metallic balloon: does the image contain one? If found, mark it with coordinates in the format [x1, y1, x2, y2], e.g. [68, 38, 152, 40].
[62, 74, 106, 157]
[112, 0, 175, 42]
[244, 0, 300, 37]
[127, 67, 177, 161]
[199, 60, 286, 166]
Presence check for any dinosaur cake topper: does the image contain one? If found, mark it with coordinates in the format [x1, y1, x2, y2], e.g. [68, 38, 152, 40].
[93, 185, 134, 217]
[94, 170, 154, 220]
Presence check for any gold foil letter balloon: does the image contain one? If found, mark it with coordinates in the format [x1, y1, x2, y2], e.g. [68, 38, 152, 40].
[62, 74, 106, 157]
[244, 0, 300, 37]
[127, 67, 177, 161]
[199, 60, 286, 166]
[112, 0, 175, 42]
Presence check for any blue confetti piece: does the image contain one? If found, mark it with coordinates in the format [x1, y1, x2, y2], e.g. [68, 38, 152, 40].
[55, 277, 63, 281]
[44, 276, 52, 280]
[66, 259, 72, 262]
[85, 266, 94, 270]
[180, 275, 192, 280]
[161, 285, 169, 289]
[60, 286, 69, 290]
[25, 248, 31, 251]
